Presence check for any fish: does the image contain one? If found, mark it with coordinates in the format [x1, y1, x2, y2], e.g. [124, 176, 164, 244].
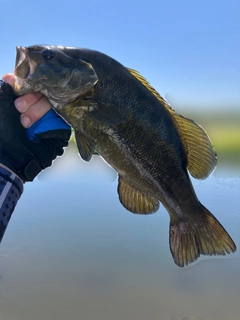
[13, 44, 236, 267]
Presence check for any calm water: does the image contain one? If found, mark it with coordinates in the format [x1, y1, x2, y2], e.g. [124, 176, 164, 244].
[0, 144, 239, 320]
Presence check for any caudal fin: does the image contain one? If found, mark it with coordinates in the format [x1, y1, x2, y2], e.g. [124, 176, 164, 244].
[169, 205, 236, 267]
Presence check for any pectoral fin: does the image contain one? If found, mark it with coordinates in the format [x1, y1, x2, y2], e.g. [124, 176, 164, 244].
[118, 176, 159, 214]
[74, 130, 95, 162]
[173, 114, 217, 179]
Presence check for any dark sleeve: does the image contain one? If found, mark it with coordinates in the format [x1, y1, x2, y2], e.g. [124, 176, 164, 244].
[0, 166, 23, 243]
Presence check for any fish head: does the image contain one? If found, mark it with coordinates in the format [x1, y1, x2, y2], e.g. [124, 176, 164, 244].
[14, 45, 98, 109]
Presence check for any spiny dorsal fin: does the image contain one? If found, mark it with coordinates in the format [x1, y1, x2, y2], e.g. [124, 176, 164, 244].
[118, 176, 159, 214]
[74, 130, 95, 162]
[127, 68, 217, 179]
[128, 68, 175, 111]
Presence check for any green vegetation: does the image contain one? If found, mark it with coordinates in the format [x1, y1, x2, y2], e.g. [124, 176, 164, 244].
[184, 109, 240, 172]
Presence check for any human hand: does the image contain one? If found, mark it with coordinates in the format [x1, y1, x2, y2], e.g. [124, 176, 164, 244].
[0, 79, 71, 182]
[2, 73, 51, 128]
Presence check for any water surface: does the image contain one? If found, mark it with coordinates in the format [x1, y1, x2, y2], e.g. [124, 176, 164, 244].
[0, 145, 239, 320]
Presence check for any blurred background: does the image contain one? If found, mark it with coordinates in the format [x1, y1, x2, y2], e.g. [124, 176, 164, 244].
[0, 0, 239, 176]
[0, 1, 239, 320]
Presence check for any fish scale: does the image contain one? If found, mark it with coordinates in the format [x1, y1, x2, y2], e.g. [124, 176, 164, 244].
[13, 44, 236, 267]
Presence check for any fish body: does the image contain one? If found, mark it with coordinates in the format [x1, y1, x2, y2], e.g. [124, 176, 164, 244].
[14, 45, 236, 267]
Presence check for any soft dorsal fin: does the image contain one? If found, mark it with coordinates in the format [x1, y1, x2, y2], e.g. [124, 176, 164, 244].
[127, 68, 217, 179]
[74, 130, 95, 162]
[118, 176, 159, 214]
[172, 114, 217, 179]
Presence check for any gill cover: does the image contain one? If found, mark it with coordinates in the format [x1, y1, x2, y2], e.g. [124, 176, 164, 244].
[14, 45, 98, 106]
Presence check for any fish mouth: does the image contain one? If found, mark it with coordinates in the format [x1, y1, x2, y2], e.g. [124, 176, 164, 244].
[13, 44, 99, 99]
[14, 46, 39, 94]
[15, 46, 29, 78]
[14, 46, 39, 79]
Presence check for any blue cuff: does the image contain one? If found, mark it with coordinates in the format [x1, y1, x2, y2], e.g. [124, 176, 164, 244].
[26, 109, 71, 142]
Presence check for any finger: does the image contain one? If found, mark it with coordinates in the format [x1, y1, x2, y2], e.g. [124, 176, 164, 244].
[2, 73, 16, 88]
[2, 73, 52, 128]
[3, 74, 45, 113]
[19, 95, 52, 128]
[15, 92, 43, 112]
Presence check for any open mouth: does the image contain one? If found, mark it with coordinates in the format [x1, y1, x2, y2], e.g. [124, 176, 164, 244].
[15, 46, 39, 79]
[14, 46, 40, 94]
[15, 46, 27, 68]
[14, 46, 30, 79]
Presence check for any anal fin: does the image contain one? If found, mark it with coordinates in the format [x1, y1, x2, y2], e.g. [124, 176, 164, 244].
[118, 176, 159, 214]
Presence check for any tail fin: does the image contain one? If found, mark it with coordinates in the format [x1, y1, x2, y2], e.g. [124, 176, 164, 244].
[169, 205, 236, 267]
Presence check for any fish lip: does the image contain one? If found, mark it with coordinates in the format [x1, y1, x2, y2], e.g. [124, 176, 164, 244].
[14, 46, 32, 94]
[15, 46, 28, 71]
[14, 46, 32, 81]
[14, 46, 39, 83]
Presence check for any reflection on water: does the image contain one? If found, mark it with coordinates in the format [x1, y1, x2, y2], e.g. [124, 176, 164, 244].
[0, 145, 239, 320]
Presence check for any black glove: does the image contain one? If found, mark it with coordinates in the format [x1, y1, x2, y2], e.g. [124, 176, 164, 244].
[0, 80, 71, 182]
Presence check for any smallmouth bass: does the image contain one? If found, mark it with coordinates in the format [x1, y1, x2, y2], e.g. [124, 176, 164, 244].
[13, 45, 236, 267]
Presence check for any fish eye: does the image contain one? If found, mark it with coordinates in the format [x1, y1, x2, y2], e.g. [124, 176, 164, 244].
[42, 49, 55, 60]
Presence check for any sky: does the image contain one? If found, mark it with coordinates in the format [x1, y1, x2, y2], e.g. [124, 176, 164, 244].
[0, 0, 239, 111]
